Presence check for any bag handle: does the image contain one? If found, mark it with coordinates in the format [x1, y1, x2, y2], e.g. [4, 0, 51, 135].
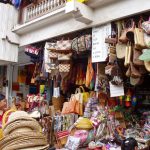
[138, 16, 145, 28]
[75, 88, 81, 94]
[79, 86, 85, 92]
[124, 18, 135, 28]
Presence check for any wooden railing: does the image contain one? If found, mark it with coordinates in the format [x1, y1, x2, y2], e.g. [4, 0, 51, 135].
[23, 0, 67, 23]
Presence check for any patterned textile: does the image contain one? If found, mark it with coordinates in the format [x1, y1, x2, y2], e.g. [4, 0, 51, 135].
[84, 97, 98, 118]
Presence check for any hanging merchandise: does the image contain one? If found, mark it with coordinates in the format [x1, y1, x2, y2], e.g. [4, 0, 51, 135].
[105, 62, 123, 86]
[116, 43, 126, 59]
[133, 47, 144, 66]
[119, 19, 135, 43]
[25, 45, 43, 64]
[139, 49, 150, 72]
[58, 53, 72, 61]
[71, 34, 92, 53]
[61, 96, 80, 115]
[144, 33, 150, 48]
[25, 45, 41, 58]
[85, 57, 94, 88]
[56, 39, 72, 51]
[40, 85, 45, 94]
[44, 42, 57, 63]
[134, 18, 146, 49]
[124, 42, 132, 67]
[58, 63, 71, 73]
[142, 17, 150, 34]
[84, 97, 98, 118]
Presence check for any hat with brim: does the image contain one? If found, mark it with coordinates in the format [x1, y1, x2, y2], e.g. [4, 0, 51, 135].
[0, 131, 48, 150]
[3, 119, 41, 136]
[139, 49, 150, 72]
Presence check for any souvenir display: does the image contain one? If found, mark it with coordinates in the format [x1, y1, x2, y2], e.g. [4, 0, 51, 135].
[7, 14, 150, 150]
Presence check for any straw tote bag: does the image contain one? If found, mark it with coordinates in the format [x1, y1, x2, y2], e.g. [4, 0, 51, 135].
[134, 19, 146, 49]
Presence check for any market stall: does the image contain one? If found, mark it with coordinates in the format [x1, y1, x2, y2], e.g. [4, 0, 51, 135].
[2, 12, 150, 150]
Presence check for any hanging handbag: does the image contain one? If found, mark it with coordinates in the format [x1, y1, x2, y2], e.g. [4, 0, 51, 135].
[61, 98, 79, 115]
[58, 53, 72, 60]
[56, 39, 72, 51]
[124, 42, 132, 67]
[116, 43, 126, 59]
[119, 20, 129, 43]
[144, 33, 150, 48]
[133, 48, 144, 66]
[126, 19, 135, 42]
[71, 34, 92, 53]
[49, 51, 58, 59]
[46, 42, 57, 50]
[105, 35, 117, 44]
[59, 63, 71, 73]
[134, 19, 146, 49]
[142, 17, 150, 35]
[130, 62, 141, 78]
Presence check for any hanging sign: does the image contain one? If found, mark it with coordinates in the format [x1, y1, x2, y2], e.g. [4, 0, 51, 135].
[109, 82, 124, 97]
[92, 23, 111, 63]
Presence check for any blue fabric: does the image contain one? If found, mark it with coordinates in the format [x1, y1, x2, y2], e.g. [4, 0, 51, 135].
[12, 0, 22, 9]
[0, 94, 5, 101]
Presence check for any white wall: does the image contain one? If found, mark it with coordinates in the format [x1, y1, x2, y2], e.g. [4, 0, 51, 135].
[13, 0, 150, 47]
[0, 3, 19, 64]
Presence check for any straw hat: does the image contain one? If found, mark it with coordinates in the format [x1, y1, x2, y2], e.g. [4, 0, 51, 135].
[3, 119, 41, 136]
[139, 49, 150, 72]
[0, 131, 48, 150]
[7, 111, 30, 123]
[19, 145, 49, 150]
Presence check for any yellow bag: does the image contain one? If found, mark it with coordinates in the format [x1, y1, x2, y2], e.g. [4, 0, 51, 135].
[75, 117, 93, 130]
[72, 87, 89, 116]
[0, 128, 3, 140]
[80, 86, 89, 104]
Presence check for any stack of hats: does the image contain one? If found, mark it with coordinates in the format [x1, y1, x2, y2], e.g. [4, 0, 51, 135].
[0, 111, 49, 150]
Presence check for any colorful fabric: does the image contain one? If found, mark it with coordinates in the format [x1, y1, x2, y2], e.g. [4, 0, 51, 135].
[84, 97, 98, 118]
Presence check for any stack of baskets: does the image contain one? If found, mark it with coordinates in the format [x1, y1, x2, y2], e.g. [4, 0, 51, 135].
[0, 111, 49, 150]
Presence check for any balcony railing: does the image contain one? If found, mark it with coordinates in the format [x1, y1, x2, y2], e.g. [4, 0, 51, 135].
[23, 0, 67, 23]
